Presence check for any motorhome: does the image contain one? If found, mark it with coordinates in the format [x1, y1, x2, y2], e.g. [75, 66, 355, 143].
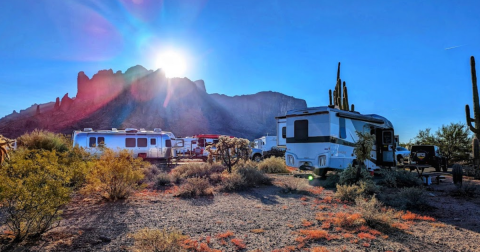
[276, 116, 287, 147]
[284, 106, 395, 176]
[72, 128, 177, 159]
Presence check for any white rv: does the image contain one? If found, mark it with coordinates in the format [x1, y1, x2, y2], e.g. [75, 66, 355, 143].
[72, 128, 177, 159]
[175, 137, 198, 156]
[253, 136, 277, 152]
[275, 116, 287, 147]
[284, 106, 395, 176]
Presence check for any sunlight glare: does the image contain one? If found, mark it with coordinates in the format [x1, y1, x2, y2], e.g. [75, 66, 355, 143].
[155, 51, 187, 78]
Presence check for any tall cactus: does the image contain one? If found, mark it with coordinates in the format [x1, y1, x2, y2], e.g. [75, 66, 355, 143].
[465, 56, 480, 165]
[328, 62, 354, 112]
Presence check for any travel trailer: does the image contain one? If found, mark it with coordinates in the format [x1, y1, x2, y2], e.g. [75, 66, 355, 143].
[72, 128, 177, 159]
[175, 137, 198, 156]
[253, 136, 277, 152]
[284, 106, 395, 176]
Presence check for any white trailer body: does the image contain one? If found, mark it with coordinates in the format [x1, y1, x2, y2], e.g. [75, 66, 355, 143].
[176, 137, 198, 155]
[276, 116, 287, 147]
[284, 107, 395, 175]
[253, 136, 277, 152]
[72, 128, 177, 159]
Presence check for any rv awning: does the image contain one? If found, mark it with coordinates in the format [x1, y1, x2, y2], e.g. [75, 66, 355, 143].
[336, 112, 385, 124]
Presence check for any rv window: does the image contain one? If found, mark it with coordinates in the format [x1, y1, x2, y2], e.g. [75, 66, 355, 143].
[150, 138, 156, 145]
[339, 118, 346, 139]
[382, 131, 393, 144]
[125, 138, 136, 147]
[213, 139, 219, 144]
[89, 137, 96, 147]
[294, 120, 308, 141]
[282, 127, 286, 138]
[98, 137, 105, 146]
[198, 139, 206, 147]
[192, 141, 197, 144]
[138, 138, 147, 147]
[165, 140, 172, 147]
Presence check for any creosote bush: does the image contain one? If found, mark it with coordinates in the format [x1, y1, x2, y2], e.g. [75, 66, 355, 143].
[233, 161, 271, 187]
[381, 187, 427, 210]
[257, 156, 289, 173]
[171, 163, 226, 183]
[17, 129, 70, 152]
[84, 148, 147, 200]
[338, 164, 372, 186]
[0, 148, 73, 241]
[176, 177, 213, 198]
[155, 172, 171, 188]
[335, 180, 377, 202]
[131, 228, 187, 252]
[355, 195, 395, 228]
[378, 169, 422, 188]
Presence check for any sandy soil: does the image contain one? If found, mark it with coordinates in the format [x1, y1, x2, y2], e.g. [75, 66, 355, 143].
[2, 170, 480, 252]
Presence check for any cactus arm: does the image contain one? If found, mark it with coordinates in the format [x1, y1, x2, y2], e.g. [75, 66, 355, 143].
[466, 105, 477, 132]
[351, 104, 355, 112]
[337, 62, 341, 81]
[329, 89, 332, 106]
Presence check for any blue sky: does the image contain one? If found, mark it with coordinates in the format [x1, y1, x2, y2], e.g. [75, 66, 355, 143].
[1, 0, 479, 142]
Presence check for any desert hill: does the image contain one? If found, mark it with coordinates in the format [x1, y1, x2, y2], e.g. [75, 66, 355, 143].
[0, 66, 306, 139]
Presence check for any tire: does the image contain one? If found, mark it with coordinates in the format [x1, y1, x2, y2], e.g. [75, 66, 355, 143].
[253, 154, 262, 162]
[433, 162, 440, 172]
[314, 168, 328, 178]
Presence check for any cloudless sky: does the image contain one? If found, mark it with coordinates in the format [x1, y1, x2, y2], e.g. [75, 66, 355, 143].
[1, 0, 480, 142]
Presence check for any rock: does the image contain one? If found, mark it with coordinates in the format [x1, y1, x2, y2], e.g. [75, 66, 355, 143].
[99, 236, 111, 243]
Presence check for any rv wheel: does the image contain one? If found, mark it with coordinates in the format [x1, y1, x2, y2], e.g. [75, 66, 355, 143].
[314, 168, 328, 178]
[397, 156, 404, 166]
[253, 154, 262, 162]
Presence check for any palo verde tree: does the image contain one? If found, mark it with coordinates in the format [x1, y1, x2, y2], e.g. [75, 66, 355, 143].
[206, 136, 251, 173]
[436, 122, 471, 163]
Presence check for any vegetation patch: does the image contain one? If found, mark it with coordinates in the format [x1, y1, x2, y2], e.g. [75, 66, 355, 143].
[257, 156, 289, 173]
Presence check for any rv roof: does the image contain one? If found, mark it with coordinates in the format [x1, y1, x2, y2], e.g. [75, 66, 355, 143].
[74, 129, 174, 135]
[286, 106, 393, 128]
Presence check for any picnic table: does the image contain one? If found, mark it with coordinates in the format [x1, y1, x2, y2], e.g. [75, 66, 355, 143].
[402, 164, 446, 185]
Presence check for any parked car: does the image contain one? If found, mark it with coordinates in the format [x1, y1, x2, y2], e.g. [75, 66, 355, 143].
[410, 145, 447, 172]
[395, 146, 410, 165]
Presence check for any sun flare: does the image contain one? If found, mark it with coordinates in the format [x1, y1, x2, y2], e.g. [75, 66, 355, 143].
[155, 51, 187, 78]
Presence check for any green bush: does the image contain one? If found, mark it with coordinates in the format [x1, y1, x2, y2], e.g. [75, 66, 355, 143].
[220, 172, 246, 192]
[131, 228, 187, 252]
[257, 156, 289, 173]
[59, 146, 93, 188]
[355, 195, 394, 228]
[234, 161, 271, 187]
[0, 148, 73, 241]
[378, 169, 423, 188]
[171, 163, 226, 182]
[84, 148, 147, 200]
[176, 177, 213, 198]
[450, 180, 479, 197]
[155, 172, 171, 187]
[382, 187, 427, 210]
[335, 180, 377, 202]
[338, 164, 372, 185]
[17, 129, 70, 152]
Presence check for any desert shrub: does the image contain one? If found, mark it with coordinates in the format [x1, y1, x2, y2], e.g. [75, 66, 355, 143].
[176, 177, 213, 198]
[355, 195, 394, 228]
[171, 163, 226, 182]
[234, 161, 271, 187]
[155, 172, 171, 188]
[257, 156, 289, 173]
[0, 148, 73, 241]
[338, 164, 372, 185]
[17, 129, 70, 152]
[84, 148, 147, 200]
[378, 169, 422, 188]
[220, 172, 246, 192]
[206, 136, 251, 173]
[131, 228, 187, 252]
[58, 146, 93, 188]
[384, 187, 427, 210]
[280, 178, 309, 194]
[335, 180, 377, 202]
[450, 180, 479, 197]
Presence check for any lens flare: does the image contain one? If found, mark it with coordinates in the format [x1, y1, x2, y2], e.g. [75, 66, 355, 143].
[155, 51, 187, 78]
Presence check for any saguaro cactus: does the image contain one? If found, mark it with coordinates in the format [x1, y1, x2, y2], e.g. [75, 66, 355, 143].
[465, 56, 480, 165]
[329, 62, 354, 112]
[452, 164, 463, 187]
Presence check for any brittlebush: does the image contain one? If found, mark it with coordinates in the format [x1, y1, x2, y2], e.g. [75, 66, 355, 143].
[84, 148, 147, 200]
[0, 148, 73, 241]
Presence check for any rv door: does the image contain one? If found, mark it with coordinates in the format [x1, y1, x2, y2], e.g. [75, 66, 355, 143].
[381, 130, 395, 165]
[149, 137, 158, 158]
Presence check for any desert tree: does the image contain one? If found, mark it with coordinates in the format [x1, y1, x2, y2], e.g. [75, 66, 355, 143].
[353, 131, 376, 182]
[206, 136, 251, 173]
[435, 122, 471, 163]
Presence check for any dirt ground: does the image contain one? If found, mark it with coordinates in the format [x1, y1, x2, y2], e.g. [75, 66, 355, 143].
[1, 167, 480, 252]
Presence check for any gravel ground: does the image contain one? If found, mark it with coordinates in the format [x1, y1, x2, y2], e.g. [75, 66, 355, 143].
[2, 173, 480, 252]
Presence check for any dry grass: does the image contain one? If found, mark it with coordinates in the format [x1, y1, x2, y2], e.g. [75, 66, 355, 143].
[175, 177, 214, 198]
[257, 156, 290, 173]
[130, 228, 187, 252]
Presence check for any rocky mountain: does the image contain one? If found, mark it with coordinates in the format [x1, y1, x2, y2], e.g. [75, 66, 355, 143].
[0, 66, 307, 139]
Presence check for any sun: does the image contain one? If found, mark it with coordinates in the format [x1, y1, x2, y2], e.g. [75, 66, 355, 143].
[155, 51, 187, 78]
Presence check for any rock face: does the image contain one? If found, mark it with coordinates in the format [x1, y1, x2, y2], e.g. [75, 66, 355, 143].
[0, 66, 307, 139]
